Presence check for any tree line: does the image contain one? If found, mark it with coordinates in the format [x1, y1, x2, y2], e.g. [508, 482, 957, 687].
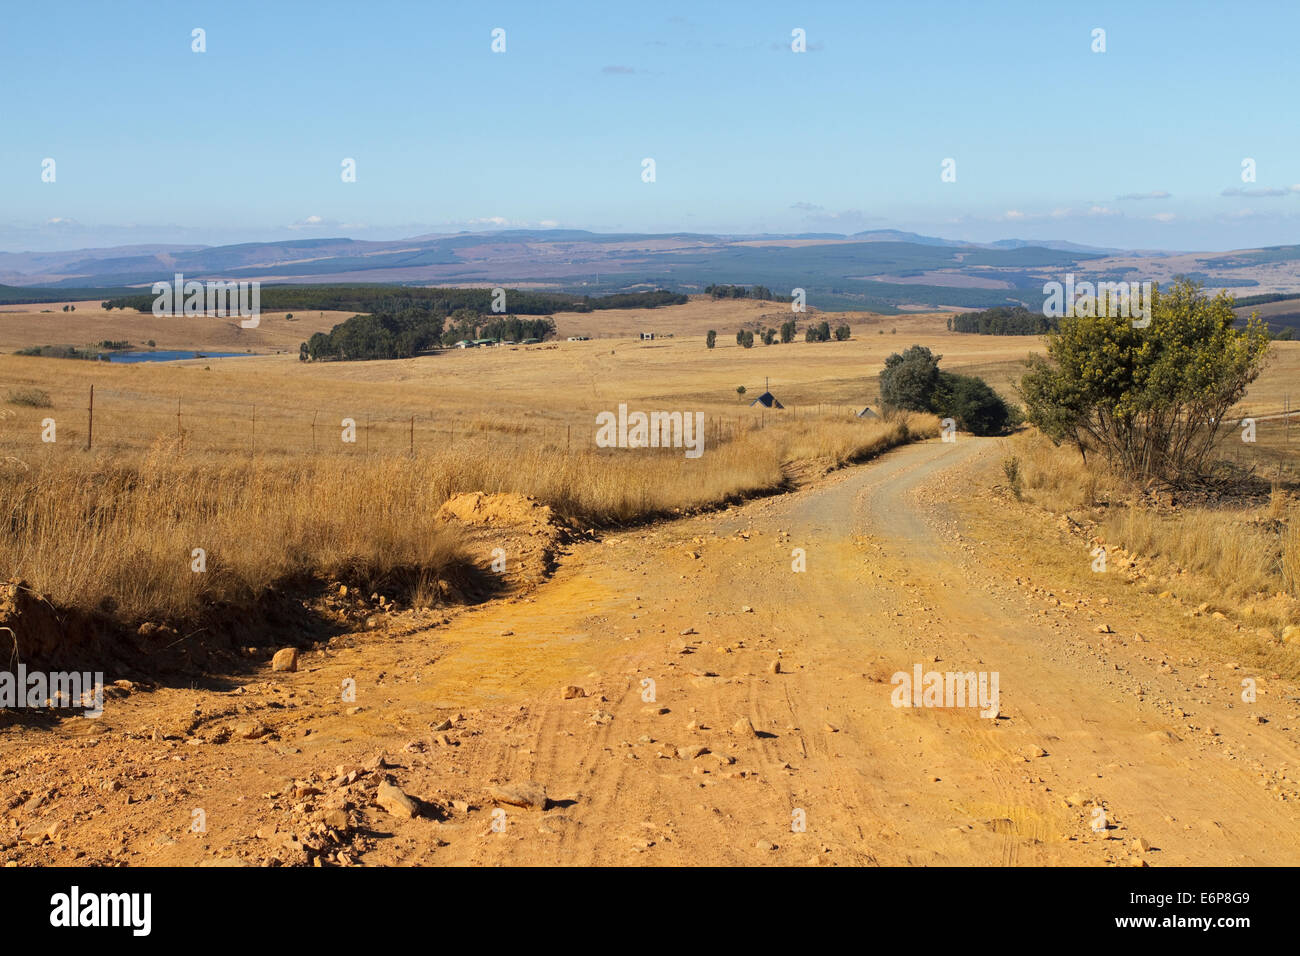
[703, 284, 792, 302]
[102, 286, 686, 315]
[707, 319, 851, 348]
[302, 310, 559, 361]
[947, 305, 1057, 335]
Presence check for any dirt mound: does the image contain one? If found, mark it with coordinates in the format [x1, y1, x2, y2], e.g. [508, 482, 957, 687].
[436, 492, 562, 530]
[436, 493, 571, 587]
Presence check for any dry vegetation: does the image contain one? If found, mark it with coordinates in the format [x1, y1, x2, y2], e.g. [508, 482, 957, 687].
[0, 400, 934, 625]
[1, 296, 1292, 632]
[1006, 430, 1300, 638]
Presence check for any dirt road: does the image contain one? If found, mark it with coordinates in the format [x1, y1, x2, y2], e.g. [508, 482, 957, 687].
[4, 438, 1299, 866]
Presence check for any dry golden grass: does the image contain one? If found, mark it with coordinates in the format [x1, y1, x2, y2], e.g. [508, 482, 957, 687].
[0, 407, 932, 624]
[4, 292, 1288, 628]
[1007, 430, 1299, 635]
[0, 305, 351, 354]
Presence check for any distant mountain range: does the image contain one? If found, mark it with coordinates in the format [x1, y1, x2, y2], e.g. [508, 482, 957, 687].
[2, 230, 1297, 314]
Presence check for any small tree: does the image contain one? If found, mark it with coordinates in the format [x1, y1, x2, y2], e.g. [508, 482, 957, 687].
[834, 324, 851, 341]
[737, 385, 747, 401]
[741, 330, 755, 348]
[706, 329, 717, 349]
[1020, 279, 1270, 482]
[879, 345, 942, 411]
[935, 372, 1018, 436]
[780, 319, 796, 344]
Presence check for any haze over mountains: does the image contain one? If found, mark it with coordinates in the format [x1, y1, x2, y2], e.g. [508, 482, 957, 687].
[2, 229, 1298, 314]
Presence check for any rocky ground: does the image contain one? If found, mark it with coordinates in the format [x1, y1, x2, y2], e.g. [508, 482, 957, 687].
[3, 438, 1299, 866]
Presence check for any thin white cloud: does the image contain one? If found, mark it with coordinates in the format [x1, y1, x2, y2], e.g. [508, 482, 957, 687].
[1221, 186, 1288, 198]
[288, 215, 331, 229]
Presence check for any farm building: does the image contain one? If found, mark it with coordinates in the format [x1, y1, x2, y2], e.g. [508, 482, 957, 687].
[857, 406, 879, 419]
[640, 332, 655, 340]
[750, 391, 785, 409]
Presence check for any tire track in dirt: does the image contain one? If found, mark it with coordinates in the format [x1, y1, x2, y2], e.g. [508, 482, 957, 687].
[6, 437, 1300, 866]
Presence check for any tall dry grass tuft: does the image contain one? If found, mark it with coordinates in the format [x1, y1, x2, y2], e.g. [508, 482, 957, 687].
[1007, 429, 1300, 623]
[1014, 432, 1120, 510]
[1283, 513, 1300, 599]
[0, 440, 468, 622]
[1103, 507, 1281, 603]
[777, 414, 938, 469]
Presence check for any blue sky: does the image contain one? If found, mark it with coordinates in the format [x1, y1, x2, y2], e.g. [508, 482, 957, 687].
[3, 0, 1298, 252]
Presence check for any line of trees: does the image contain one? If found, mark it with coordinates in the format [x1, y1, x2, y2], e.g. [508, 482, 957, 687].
[705, 284, 791, 302]
[304, 309, 558, 361]
[104, 286, 687, 315]
[713, 319, 851, 347]
[948, 305, 1056, 335]
[438, 312, 556, 347]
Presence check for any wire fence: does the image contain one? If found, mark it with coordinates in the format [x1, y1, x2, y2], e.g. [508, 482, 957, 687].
[0, 381, 876, 461]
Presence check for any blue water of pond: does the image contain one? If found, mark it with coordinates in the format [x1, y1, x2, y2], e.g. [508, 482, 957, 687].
[107, 350, 250, 363]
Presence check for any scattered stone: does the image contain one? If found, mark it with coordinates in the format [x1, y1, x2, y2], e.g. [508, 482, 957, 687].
[232, 720, 269, 740]
[561, 686, 587, 700]
[488, 782, 548, 811]
[376, 780, 418, 819]
[271, 648, 299, 673]
[769, 660, 782, 675]
[732, 717, 758, 737]
[366, 753, 395, 771]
